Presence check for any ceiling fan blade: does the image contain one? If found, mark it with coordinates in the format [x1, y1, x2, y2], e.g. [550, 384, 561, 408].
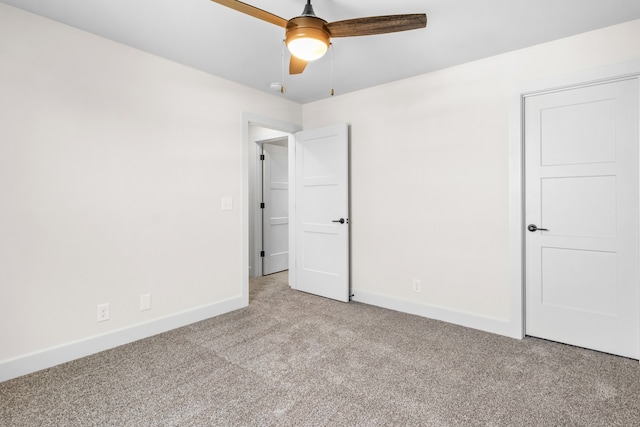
[289, 56, 308, 75]
[326, 14, 427, 37]
[210, 0, 288, 28]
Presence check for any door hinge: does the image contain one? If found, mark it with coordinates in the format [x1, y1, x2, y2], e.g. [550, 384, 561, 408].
[260, 251, 265, 257]
[259, 154, 265, 160]
[260, 202, 265, 209]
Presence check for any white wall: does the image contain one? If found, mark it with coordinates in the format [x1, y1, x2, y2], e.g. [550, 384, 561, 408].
[303, 19, 640, 336]
[0, 4, 301, 381]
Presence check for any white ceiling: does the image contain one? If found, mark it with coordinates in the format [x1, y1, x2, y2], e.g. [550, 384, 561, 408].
[4, 0, 640, 104]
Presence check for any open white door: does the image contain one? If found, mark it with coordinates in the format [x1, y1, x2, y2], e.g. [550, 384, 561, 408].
[293, 123, 349, 302]
[525, 78, 639, 358]
[262, 142, 289, 275]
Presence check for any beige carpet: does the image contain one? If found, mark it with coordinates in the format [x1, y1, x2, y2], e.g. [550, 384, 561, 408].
[1, 271, 640, 426]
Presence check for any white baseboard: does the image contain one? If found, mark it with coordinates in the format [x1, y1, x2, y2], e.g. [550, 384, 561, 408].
[351, 289, 520, 339]
[0, 296, 244, 383]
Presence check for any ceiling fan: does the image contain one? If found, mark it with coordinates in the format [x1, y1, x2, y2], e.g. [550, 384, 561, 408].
[210, 0, 427, 74]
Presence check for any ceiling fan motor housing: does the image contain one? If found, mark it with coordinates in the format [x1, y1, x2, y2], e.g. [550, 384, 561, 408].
[285, 16, 330, 61]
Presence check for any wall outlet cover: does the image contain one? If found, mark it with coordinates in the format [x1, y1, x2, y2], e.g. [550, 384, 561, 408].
[97, 303, 110, 322]
[140, 294, 151, 311]
[412, 279, 422, 293]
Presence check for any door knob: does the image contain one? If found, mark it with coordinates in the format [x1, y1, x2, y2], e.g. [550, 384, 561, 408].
[528, 224, 548, 232]
[332, 218, 346, 224]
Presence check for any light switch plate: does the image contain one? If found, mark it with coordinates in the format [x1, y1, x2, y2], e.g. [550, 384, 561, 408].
[221, 197, 233, 211]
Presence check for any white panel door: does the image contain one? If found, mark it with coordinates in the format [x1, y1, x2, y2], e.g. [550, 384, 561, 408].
[294, 123, 349, 302]
[262, 142, 289, 275]
[525, 78, 639, 358]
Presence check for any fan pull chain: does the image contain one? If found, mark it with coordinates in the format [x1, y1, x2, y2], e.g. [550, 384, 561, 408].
[330, 43, 334, 96]
[280, 40, 286, 94]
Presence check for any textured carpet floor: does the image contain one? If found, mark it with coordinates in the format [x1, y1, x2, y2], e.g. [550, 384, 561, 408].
[1, 271, 640, 426]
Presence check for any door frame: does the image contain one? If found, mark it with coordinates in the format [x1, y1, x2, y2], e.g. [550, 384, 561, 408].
[508, 60, 640, 341]
[242, 113, 301, 307]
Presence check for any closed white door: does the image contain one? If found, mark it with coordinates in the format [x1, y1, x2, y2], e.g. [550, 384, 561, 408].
[262, 142, 289, 275]
[294, 123, 349, 302]
[525, 78, 639, 358]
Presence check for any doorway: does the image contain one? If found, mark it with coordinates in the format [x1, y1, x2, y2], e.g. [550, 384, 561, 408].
[247, 123, 293, 279]
[242, 115, 351, 306]
[256, 137, 289, 276]
[521, 76, 640, 358]
[242, 114, 301, 306]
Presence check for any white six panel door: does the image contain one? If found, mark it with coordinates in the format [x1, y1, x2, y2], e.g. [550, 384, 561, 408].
[525, 78, 639, 358]
[262, 142, 289, 275]
[294, 124, 349, 302]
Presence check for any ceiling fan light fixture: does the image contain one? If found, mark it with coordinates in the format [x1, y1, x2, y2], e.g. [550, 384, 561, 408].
[287, 37, 328, 61]
[285, 17, 330, 61]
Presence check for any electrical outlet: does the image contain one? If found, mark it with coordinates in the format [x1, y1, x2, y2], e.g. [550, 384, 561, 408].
[97, 303, 110, 322]
[413, 279, 422, 293]
[140, 294, 151, 311]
